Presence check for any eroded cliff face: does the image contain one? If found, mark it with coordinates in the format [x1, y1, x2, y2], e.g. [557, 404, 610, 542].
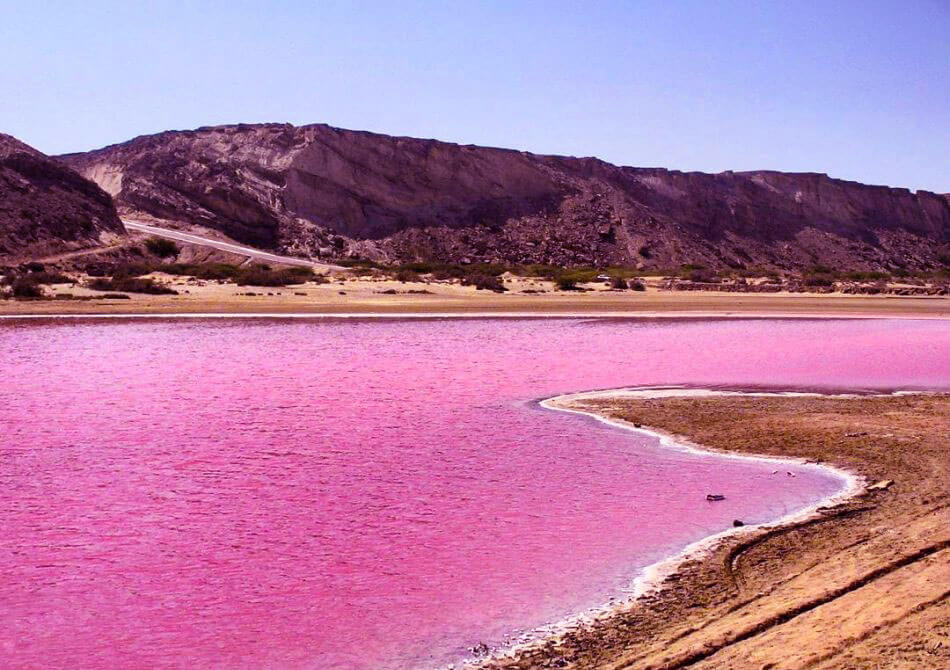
[0, 134, 125, 260]
[61, 123, 949, 271]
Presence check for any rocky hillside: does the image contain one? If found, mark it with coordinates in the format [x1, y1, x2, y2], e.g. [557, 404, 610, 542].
[62, 123, 949, 272]
[1, 134, 125, 260]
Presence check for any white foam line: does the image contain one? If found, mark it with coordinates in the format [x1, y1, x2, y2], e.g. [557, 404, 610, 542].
[0, 311, 945, 321]
[449, 386, 888, 670]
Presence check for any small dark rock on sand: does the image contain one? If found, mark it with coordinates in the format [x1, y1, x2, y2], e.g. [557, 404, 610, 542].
[471, 642, 490, 656]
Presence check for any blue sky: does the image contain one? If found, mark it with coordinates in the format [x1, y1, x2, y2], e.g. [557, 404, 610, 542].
[2, 1, 947, 191]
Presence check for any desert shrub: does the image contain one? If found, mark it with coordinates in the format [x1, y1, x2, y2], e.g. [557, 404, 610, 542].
[842, 270, 890, 281]
[627, 279, 646, 291]
[678, 265, 717, 282]
[556, 276, 581, 291]
[338, 258, 384, 269]
[28, 270, 72, 284]
[12, 277, 44, 298]
[398, 262, 434, 274]
[803, 273, 835, 287]
[80, 262, 112, 277]
[21, 262, 45, 272]
[609, 276, 628, 289]
[555, 268, 600, 285]
[518, 264, 561, 279]
[234, 265, 312, 286]
[102, 293, 132, 300]
[88, 277, 178, 295]
[748, 266, 781, 280]
[395, 269, 422, 283]
[638, 245, 652, 258]
[431, 265, 468, 280]
[145, 237, 180, 258]
[111, 262, 156, 278]
[285, 266, 316, 279]
[461, 273, 507, 292]
[405, 262, 506, 281]
[160, 263, 240, 280]
[467, 263, 508, 277]
[689, 269, 719, 282]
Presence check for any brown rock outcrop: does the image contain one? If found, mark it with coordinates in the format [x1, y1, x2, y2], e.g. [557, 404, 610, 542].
[1, 134, 125, 260]
[61, 123, 950, 271]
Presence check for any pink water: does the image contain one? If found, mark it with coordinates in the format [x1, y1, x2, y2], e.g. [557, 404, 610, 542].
[0, 317, 947, 669]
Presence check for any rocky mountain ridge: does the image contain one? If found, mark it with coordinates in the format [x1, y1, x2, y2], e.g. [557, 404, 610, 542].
[61, 123, 949, 272]
[1, 134, 125, 260]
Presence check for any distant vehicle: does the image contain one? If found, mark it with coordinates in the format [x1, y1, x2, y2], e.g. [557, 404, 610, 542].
[596, 274, 610, 281]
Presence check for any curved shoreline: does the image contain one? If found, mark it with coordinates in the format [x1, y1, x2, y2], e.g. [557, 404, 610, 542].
[458, 386, 879, 670]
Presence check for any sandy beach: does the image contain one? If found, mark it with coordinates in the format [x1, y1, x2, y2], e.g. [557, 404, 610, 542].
[475, 391, 949, 670]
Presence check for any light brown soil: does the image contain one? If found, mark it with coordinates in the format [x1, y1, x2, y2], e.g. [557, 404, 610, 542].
[479, 394, 949, 670]
[1, 273, 948, 317]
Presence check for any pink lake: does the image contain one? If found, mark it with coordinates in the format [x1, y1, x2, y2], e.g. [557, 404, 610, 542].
[0, 317, 947, 669]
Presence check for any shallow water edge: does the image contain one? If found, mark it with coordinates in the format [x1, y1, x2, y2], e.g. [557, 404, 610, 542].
[457, 386, 876, 670]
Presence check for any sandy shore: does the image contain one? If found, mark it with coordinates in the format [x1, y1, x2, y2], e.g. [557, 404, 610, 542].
[1, 274, 948, 318]
[473, 391, 949, 670]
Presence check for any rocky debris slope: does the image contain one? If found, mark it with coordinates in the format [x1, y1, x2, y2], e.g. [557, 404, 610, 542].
[62, 123, 950, 272]
[1, 134, 125, 260]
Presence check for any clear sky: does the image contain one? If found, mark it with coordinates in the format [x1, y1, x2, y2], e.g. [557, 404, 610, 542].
[2, 1, 947, 192]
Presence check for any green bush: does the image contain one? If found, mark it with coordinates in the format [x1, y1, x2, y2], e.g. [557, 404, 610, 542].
[604, 266, 641, 280]
[145, 237, 180, 258]
[28, 270, 72, 284]
[431, 265, 468, 280]
[338, 258, 384, 269]
[88, 277, 178, 295]
[841, 270, 890, 281]
[556, 276, 581, 291]
[160, 263, 240, 280]
[683, 268, 718, 282]
[803, 274, 835, 287]
[398, 262, 435, 274]
[517, 264, 561, 279]
[234, 265, 313, 286]
[555, 268, 600, 285]
[461, 273, 507, 292]
[467, 263, 508, 277]
[12, 277, 44, 298]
